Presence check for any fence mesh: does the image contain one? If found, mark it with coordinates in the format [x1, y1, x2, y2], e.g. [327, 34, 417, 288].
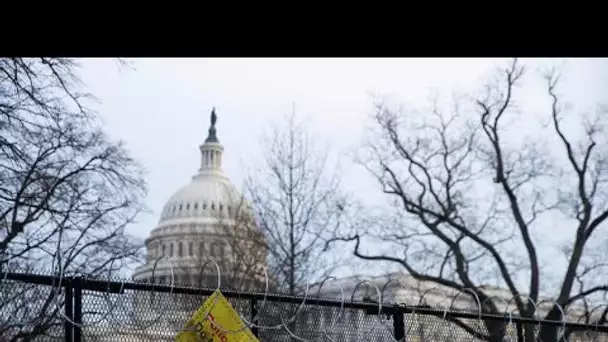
[1, 272, 608, 342]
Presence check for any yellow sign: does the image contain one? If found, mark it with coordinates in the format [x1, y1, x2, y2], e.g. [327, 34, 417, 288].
[175, 290, 260, 342]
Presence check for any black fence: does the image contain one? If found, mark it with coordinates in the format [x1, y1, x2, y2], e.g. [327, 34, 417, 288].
[1, 271, 607, 342]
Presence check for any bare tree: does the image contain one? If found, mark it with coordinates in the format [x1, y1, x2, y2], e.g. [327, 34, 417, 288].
[328, 59, 608, 341]
[245, 111, 347, 296]
[214, 195, 269, 292]
[0, 58, 147, 341]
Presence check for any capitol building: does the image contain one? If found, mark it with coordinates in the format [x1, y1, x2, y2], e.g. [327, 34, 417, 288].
[131, 109, 267, 291]
[79, 110, 271, 342]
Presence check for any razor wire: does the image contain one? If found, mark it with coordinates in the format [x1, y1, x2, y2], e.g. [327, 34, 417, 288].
[1, 259, 608, 342]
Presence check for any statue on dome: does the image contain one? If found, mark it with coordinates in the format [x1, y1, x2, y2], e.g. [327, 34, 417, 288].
[210, 108, 217, 128]
[204, 108, 219, 143]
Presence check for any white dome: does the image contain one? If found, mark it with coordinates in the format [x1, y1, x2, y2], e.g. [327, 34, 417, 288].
[159, 173, 244, 222]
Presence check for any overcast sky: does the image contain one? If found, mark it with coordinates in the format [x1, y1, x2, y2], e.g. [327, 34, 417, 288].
[77, 58, 608, 286]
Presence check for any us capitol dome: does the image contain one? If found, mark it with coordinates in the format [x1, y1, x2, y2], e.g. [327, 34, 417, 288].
[132, 108, 267, 290]
[75, 110, 268, 342]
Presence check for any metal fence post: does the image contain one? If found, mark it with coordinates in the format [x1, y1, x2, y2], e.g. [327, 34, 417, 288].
[393, 309, 405, 341]
[516, 321, 524, 342]
[73, 276, 83, 342]
[250, 299, 259, 337]
[64, 278, 73, 342]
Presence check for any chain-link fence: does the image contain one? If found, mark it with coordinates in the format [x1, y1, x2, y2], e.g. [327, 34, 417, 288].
[1, 271, 607, 342]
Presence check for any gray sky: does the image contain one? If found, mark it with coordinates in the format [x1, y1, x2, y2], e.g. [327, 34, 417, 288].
[77, 58, 608, 285]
